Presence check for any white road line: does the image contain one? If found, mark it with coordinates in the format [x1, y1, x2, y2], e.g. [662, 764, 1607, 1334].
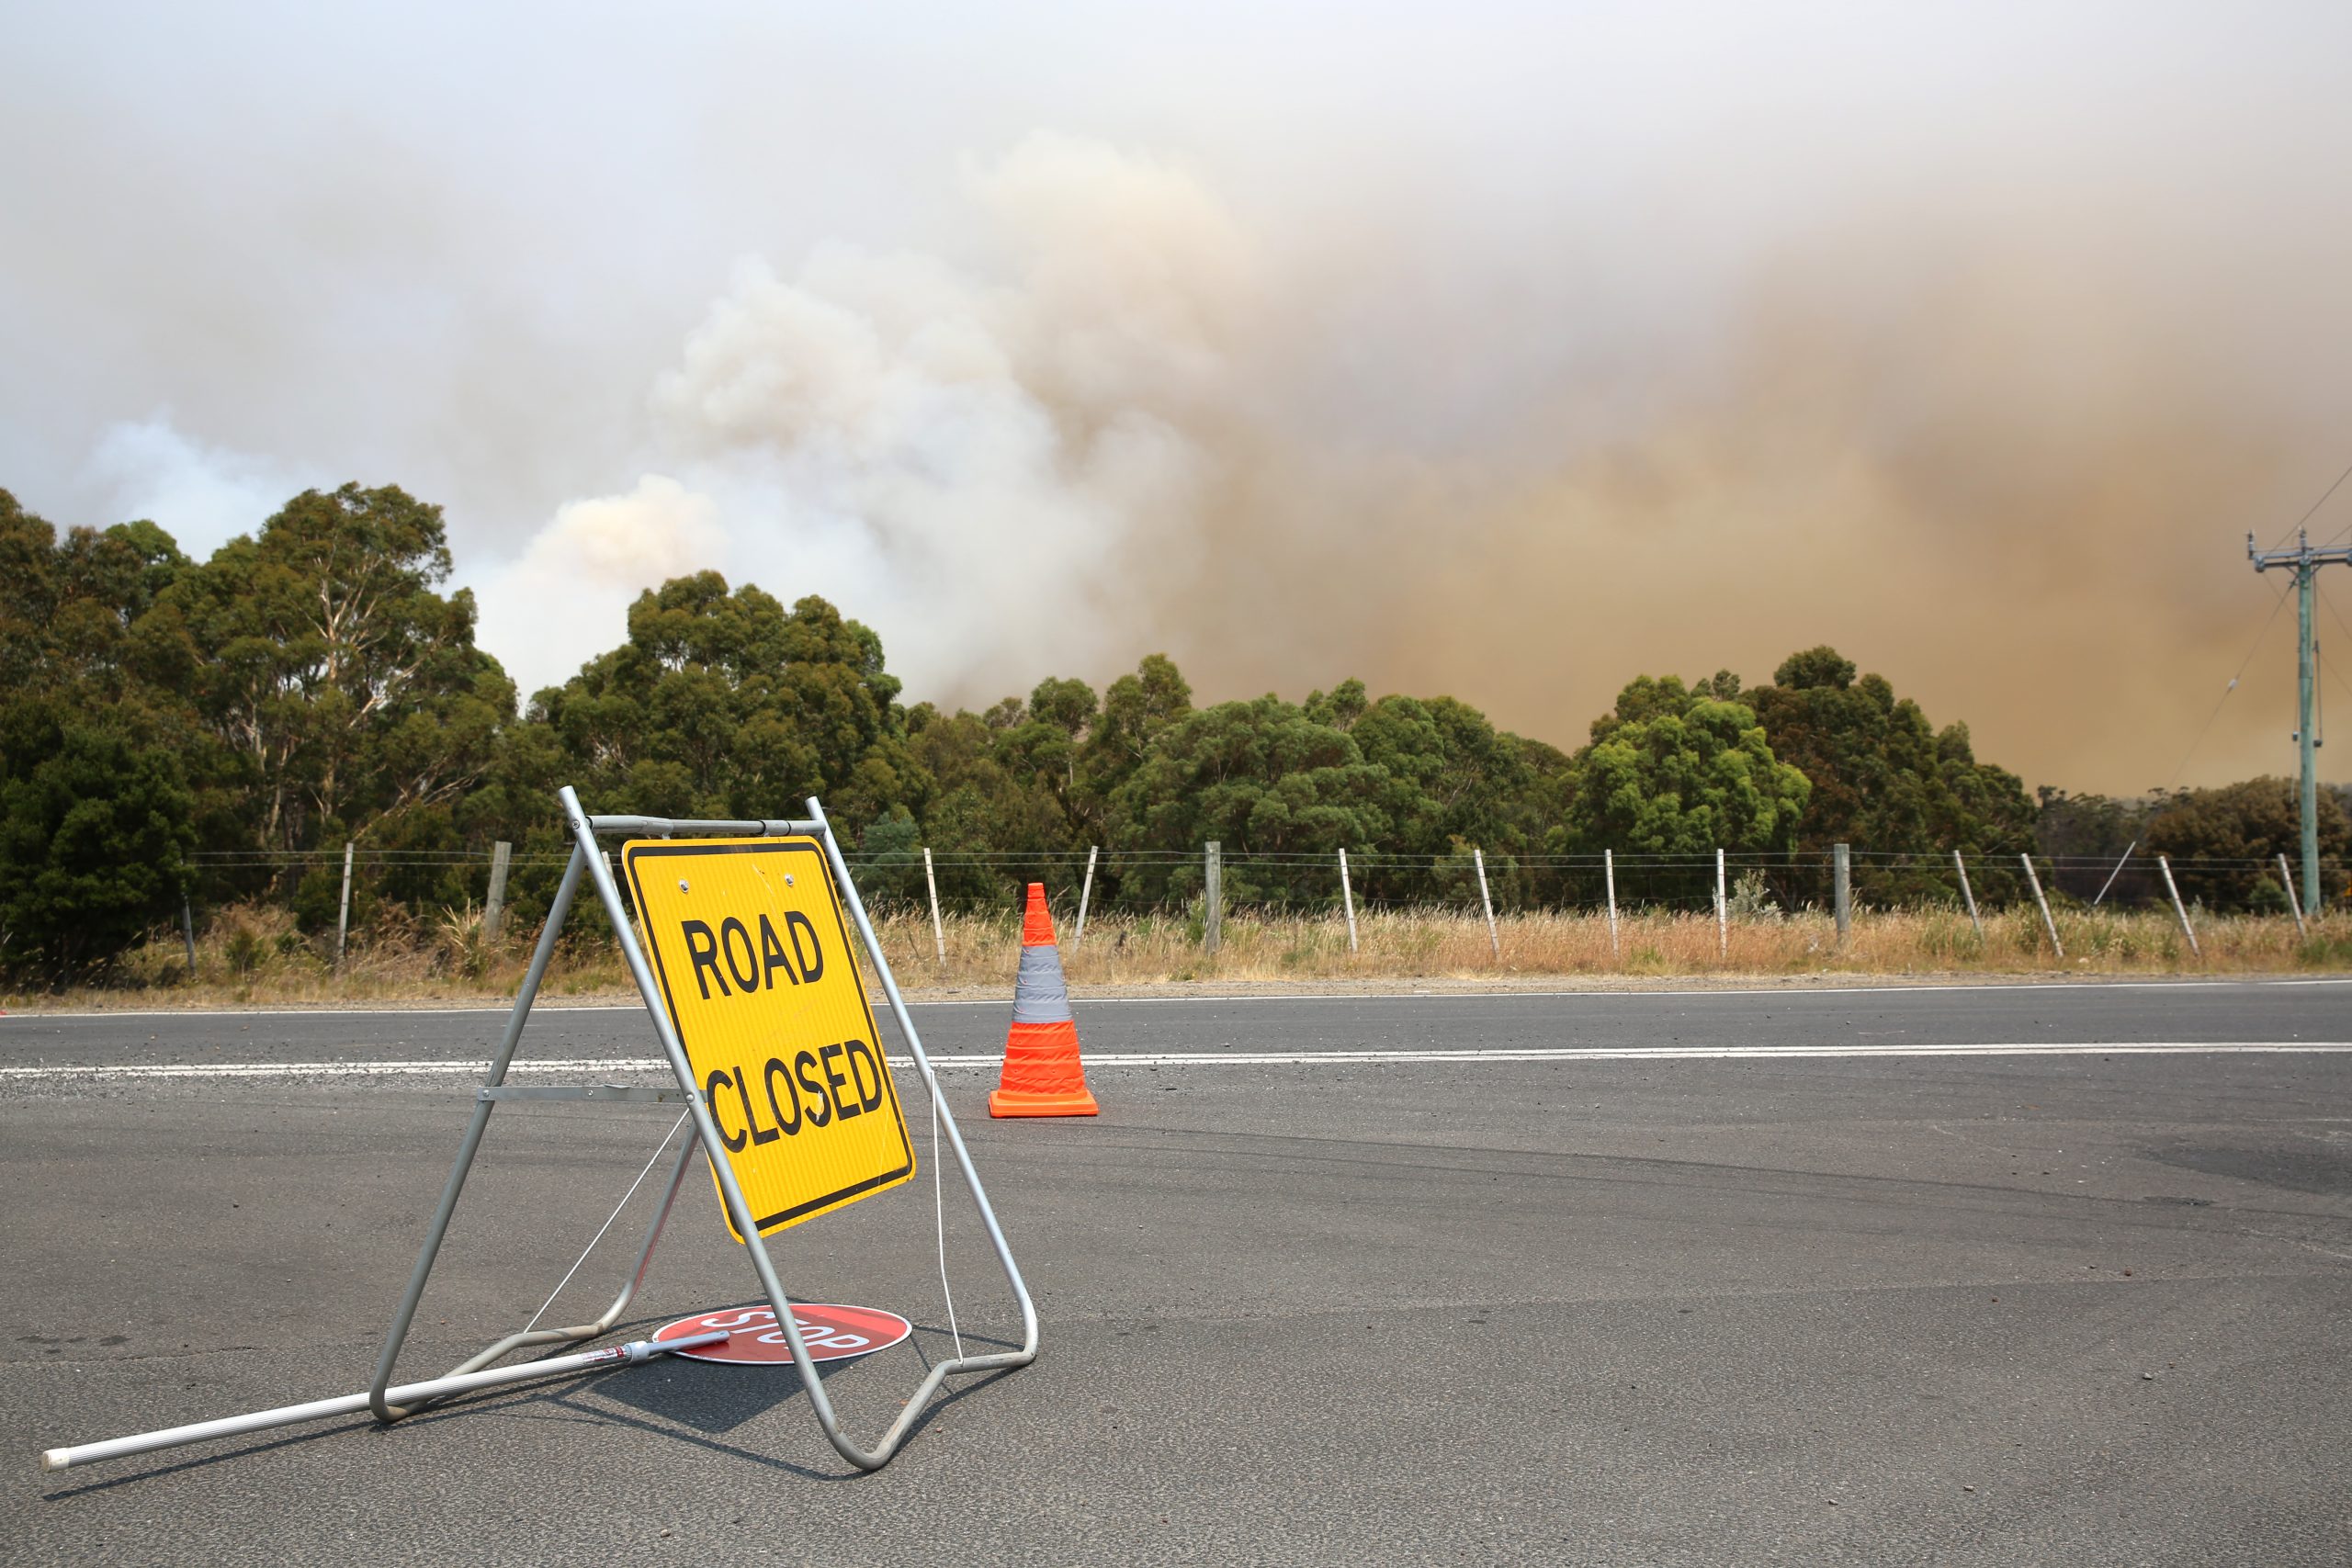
[1036, 1042, 2352, 1065]
[0, 1005, 648, 1021]
[2, 1041, 2346, 1081]
[915, 978, 2352, 1005]
[0, 1057, 669, 1079]
[9, 976, 2352, 1021]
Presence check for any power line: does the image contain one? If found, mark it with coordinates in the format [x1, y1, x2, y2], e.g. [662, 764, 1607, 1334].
[2317, 592, 2352, 739]
[2317, 575, 2352, 652]
[2274, 453, 2352, 550]
[2315, 587, 2352, 716]
[2160, 577, 2293, 791]
[2324, 648, 2352, 716]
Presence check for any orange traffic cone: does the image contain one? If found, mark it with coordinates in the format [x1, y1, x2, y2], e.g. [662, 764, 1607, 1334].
[988, 884, 1100, 1118]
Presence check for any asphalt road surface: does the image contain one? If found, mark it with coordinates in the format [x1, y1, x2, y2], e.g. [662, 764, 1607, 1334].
[3, 982, 2348, 1565]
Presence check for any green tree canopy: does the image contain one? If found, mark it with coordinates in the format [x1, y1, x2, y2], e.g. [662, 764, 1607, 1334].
[1113, 693, 1395, 903]
[901, 699, 1073, 904]
[889, 654, 1569, 911]
[1347, 692, 1544, 903]
[1, 489, 191, 699]
[2032, 789, 2154, 862]
[154, 483, 514, 855]
[0, 697, 195, 975]
[22, 468, 2298, 976]
[0, 497, 240, 929]
[895, 654, 1196, 907]
[2144, 777, 2348, 911]
[1079, 653, 1193, 804]
[534, 573, 913, 827]
[1747, 645, 2035, 901]
[1557, 675, 1811, 902]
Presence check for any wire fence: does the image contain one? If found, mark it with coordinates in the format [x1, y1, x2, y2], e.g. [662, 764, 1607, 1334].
[183, 840, 2346, 931]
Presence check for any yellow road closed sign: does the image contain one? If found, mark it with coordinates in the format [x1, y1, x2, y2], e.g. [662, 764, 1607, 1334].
[624, 837, 913, 1239]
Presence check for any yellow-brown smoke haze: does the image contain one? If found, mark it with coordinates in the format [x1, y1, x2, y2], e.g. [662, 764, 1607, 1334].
[497, 137, 2343, 796]
[1168, 221, 2321, 795]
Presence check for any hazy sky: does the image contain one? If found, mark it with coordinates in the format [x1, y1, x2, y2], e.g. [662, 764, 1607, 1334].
[6, 1, 2351, 793]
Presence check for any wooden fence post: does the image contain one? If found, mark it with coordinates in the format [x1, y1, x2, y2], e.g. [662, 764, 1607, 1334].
[1474, 848, 1499, 961]
[1714, 848, 1728, 959]
[2278, 852, 2308, 939]
[923, 847, 945, 964]
[335, 842, 355, 970]
[1204, 840, 1223, 954]
[482, 840, 513, 942]
[1338, 848, 1359, 953]
[1833, 843, 1851, 948]
[1072, 845, 1099, 952]
[2021, 853, 2064, 959]
[2158, 852, 2199, 957]
[1604, 849, 1618, 959]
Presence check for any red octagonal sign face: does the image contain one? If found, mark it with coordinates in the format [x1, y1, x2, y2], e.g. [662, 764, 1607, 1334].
[652, 1303, 911, 1365]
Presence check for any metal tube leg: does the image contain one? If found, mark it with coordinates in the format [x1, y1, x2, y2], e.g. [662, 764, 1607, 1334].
[596, 1127, 703, 1330]
[369, 840, 590, 1422]
[44, 1333, 732, 1472]
[808, 798, 1041, 1364]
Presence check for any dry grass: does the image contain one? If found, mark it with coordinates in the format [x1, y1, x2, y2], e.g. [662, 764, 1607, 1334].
[15, 897, 2347, 1010]
[861, 903, 2351, 987]
[24, 901, 639, 1010]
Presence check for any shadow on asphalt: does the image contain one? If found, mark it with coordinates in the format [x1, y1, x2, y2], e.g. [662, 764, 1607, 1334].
[594, 1341, 860, 1435]
[541, 1361, 1024, 1480]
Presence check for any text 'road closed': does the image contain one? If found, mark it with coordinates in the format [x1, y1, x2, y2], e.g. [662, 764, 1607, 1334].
[624, 838, 913, 1238]
[704, 1038, 887, 1149]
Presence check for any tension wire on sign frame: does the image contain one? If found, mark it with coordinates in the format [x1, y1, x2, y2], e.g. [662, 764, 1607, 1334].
[520, 1111, 692, 1337]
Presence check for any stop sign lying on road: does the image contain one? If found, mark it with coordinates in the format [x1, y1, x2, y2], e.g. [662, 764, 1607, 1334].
[651, 1303, 911, 1365]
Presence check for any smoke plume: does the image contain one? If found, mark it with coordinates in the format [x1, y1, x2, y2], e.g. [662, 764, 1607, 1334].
[488, 130, 2352, 795]
[10, 6, 2352, 791]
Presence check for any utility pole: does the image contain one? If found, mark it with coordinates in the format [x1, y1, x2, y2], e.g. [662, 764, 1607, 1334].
[2249, 528, 2352, 917]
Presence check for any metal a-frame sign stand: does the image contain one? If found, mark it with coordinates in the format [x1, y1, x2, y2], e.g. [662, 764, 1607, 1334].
[40, 787, 1036, 1474]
